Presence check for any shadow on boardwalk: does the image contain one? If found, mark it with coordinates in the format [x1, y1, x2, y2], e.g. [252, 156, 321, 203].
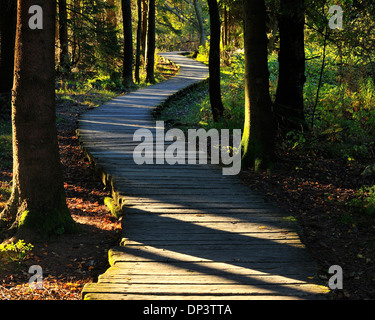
[80, 52, 328, 300]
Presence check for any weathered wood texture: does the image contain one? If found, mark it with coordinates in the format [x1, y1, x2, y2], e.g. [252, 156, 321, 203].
[79, 52, 328, 300]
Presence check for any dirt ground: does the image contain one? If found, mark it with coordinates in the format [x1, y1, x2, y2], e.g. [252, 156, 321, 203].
[239, 155, 375, 300]
[0, 99, 121, 300]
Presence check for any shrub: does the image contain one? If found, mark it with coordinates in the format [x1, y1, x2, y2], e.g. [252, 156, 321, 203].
[0, 240, 34, 266]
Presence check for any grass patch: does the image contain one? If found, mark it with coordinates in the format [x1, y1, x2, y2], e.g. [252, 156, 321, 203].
[154, 81, 209, 131]
[56, 83, 118, 109]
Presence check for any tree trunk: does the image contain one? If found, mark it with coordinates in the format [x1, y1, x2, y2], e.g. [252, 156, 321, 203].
[146, 0, 155, 84]
[135, 0, 142, 83]
[241, 0, 275, 171]
[193, 0, 205, 47]
[70, 0, 81, 67]
[121, 0, 134, 87]
[274, 0, 307, 134]
[207, 0, 224, 122]
[59, 0, 69, 71]
[223, 6, 228, 46]
[0, 0, 17, 93]
[0, 0, 76, 240]
[141, 0, 148, 60]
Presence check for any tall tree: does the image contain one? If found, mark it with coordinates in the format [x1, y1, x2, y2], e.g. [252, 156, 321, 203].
[135, 0, 142, 83]
[274, 0, 307, 134]
[207, 0, 224, 122]
[146, 0, 155, 83]
[0, 0, 17, 94]
[122, 0, 134, 87]
[241, 0, 275, 171]
[58, 0, 69, 71]
[222, 5, 229, 46]
[193, 0, 205, 46]
[70, 0, 81, 67]
[141, 0, 148, 59]
[0, 0, 76, 239]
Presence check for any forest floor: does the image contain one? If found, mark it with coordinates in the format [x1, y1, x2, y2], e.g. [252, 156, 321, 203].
[239, 153, 375, 300]
[0, 95, 121, 300]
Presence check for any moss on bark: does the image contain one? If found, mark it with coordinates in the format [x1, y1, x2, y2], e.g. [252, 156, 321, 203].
[17, 208, 78, 239]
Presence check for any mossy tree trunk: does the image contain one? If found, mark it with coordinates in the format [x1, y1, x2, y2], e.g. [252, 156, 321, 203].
[241, 0, 275, 171]
[275, 0, 307, 135]
[0, 0, 76, 240]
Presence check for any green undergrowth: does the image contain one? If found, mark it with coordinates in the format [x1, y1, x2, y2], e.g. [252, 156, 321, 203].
[56, 54, 179, 110]
[157, 44, 375, 218]
[337, 185, 375, 229]
[0, 239, 34, 269]
[104, 197, 123, 220]
[349, 186, 375, 216]
[193, 43, 375, 161]
[56, 81, 118, 109]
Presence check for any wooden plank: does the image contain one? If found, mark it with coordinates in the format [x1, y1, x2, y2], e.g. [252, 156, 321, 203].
[123, 201, 283, 211]
[108, 245, 311, 264]
[122, 198, 279, 207]
[123, 210, 290, 219]
[97, 274, 314, 285]
[82, 282, 328, 297]
[121, 221, 296, 233]
[103, 261, 316, 277]
[120, 233, 300, 244]
[121, 239, 303, 247]
[123, 202, 275, 209]
[83, 293, 308, 300]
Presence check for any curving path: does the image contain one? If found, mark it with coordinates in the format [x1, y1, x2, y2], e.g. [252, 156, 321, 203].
[79, 52, 328, 300]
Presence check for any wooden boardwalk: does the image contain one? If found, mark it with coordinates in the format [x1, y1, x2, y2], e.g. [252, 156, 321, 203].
[79, 52, 328, 300]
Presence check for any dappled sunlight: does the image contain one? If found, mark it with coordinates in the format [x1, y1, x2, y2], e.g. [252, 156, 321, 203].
[79, 119, 157, 130]
[110, 248, 327, 297]
[80, 52, 327, 300]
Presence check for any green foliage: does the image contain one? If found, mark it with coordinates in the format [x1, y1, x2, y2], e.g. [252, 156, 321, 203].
[156, 0, 209, 51]
[104, 197, 123, 219]
[64, 0, 122, 80]
[283, 131, 307, 152]
[87, 73, 124, 91]
[349, 186, 375, 216]
[196, 40, 210, 64]
[0, 240, 34, 266]
[56, 81, 118, 108]
[303, 42, 375, 160]
[157, 49, 273, 133]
